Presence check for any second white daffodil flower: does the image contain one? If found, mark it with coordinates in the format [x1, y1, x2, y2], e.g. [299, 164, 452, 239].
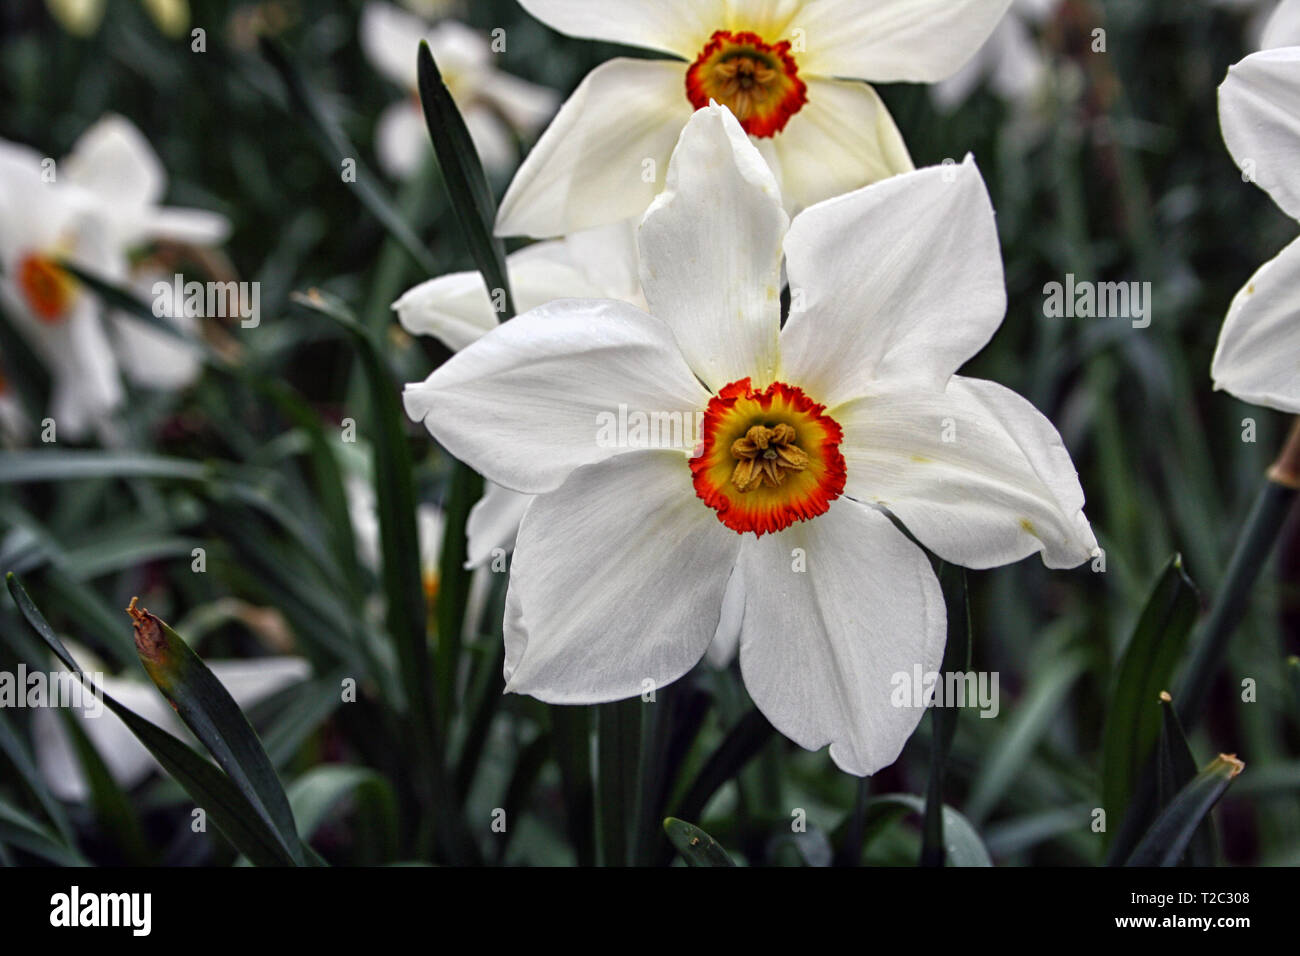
[496, 0, 1014, 238]
[361, 2, 559, 180]
[406, 104, 1095, 776]
[1214, 46, 1300, 412]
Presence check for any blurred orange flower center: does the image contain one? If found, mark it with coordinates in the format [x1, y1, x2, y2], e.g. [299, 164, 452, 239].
[17, 253, 78, 324]
[686, 30, 807, 138]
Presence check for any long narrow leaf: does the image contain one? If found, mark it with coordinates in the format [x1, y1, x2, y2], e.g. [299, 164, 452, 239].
[127, 597, 305, 865]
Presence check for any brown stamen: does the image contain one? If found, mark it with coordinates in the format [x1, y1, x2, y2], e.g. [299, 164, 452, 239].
[729, 424, 809, 492]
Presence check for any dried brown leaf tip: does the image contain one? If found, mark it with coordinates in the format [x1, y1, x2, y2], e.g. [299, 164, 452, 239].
[1217, 753, 1246, 778]
[127, 596, 166, 664]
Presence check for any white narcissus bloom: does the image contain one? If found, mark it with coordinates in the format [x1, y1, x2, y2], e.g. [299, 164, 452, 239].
[931, 0, 1060, 112]
[1214, 47, 1300, 412]
[32, 655, 309, 802]
[0, 116, 229, 442]
[360, 2, 560, 180]
[495, 0, 1015, 238]
[394, 221, 642, 568]
[405, 105, 1096, 775]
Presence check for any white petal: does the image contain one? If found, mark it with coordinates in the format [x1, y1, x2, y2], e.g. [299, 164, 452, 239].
[45, 297, 124, 442]
[766, 78, 913, 217]
[639, 103, 785, 391]
[780, 155, 1005, 406]
[1261, 0, 1300, 49]
[1212, 234, 1300, 413]
[360, 1, 426, 89]
[403, 298, 709, 493]
[135, 207, 231, 246]
[417, 504, 445, 574]
[375, 102, 429, 181]
[481, 72, 562, 137]
[206, 657, 312, 703]
[1219, 47, 1300, 221]
[737, 497, 946, 777]
[63, 114, 165, 211]
[462, 106, 516, 173]
[795, 0, 1015, 82]
[34, 658, 306, 801]
[836, 375, 1097, 569]
[516, 0, 720, 58]
[111, 311, 203, 391]
[396, 226, 642, 351]
[495, 58, 688, 238]
[704, 564, 744, 668]
[35, 679, 174, 801]
[466, 482, 533, 568]
[504, 449, 740, 702]
[424, 18, 493, 79]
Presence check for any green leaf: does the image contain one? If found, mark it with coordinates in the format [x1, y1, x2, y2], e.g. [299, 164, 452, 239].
[965, 645, 1087, 824]
[58, 708, 153, 865]
[671, 708, 775, 829]
[663, 817, 736, 867]
[862, 795, 992, 867]
[922, 563, 971, 867]
[493, 732, 551, 864]
[127, 597, 305, 865]
[0, 450, 208, 484]
[550, 705, 595, 867]
[1101, 554, 1199, 846]
[259, 38, 439, 277]
[0, 708, 75, 845]
[1178, 479, 1297, 729]
[435, 457, 483, 729]
[1155, 692, 1215, 865]
[597, 699, 641, 867]
[1126, 754, 1244, 867]
[290, 289, 477, 864]
[287, 765, 398, 864]
[5, 574, 298, 866]
[0, 797, 86, 866]
[416, 41, 515, 318]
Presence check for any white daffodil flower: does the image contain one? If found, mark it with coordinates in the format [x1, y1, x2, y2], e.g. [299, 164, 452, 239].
[932, 0, 1059, 112]
[495, 0, 1014, 238]
[394, 220, 642, 568]
[405, 104, 1096, 776]
[33, 656, 309, 802]
[1214, 47, 1300, 412]
[360, 2, 560, 180]
[0, 115, 228, 441]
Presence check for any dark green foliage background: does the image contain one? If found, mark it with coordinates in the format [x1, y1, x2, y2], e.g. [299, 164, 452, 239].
[0, 0, 1296, 866]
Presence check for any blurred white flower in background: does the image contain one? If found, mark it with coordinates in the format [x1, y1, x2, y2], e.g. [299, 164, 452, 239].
[1212, 46, 1300, 411]
[33, 651, 309, 802]
[1260, 0, 1300, 46]
[0, 115, 229, 442]
[1211, 0, 1300, 49]
[405, 105, 1096, 775]
[45, 0, 189, 37]
[931, 0, 1061, 112]
[360, 1, 560, 180]
[495, 0, 1015, 238]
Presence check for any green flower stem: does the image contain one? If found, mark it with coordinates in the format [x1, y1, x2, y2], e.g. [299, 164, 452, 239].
[1177, 417, 1300, 729]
